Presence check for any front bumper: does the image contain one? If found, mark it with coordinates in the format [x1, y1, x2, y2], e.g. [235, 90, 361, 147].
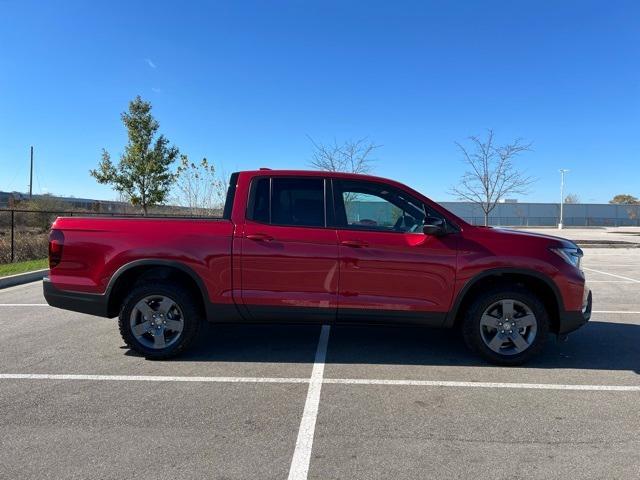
[43, 277, 109, 317]
[557, 286, 592, 335]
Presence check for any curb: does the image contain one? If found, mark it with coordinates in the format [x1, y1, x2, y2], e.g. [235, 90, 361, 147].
[0, 269, 49, 289]
[578, 244, 640, 249]
[575, 241, 640, 249]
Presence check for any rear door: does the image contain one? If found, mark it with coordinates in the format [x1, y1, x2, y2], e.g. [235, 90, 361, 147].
[332, 179, 458, 325]
[239, 176, 339, 321]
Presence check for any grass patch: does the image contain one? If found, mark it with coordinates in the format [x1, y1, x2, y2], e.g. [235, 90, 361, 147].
[0, 258, 48, 277]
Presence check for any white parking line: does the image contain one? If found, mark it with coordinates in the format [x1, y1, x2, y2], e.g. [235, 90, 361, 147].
[0, 373, 309, 383]
[584, 264, 640, 267]
[587, 280, 634, 283]
[582, 251, 640, 255]
[324, 378, 640, 392]
[287, 325, 331, 480]
[592, 310, 640, 314]
[0, 304, 48, 306]
[583, 267, 640, 283]
[1, 371, 638, 392]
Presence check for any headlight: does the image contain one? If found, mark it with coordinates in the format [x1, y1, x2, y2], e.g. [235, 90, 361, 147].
[550, 246, 583, 269]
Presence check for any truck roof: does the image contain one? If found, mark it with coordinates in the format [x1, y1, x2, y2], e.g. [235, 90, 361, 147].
[242, 169, 400, 183]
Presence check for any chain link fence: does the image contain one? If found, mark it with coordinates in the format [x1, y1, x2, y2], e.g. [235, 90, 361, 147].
[441, 202, 640, 227]
[463, 217, 640, 227]
[0, 209, 137, 263]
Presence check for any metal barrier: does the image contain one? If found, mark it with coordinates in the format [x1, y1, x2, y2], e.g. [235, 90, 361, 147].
[440, 202, 640, 228]
[463, 217, 640, 227]
[0, 209, 135, 263]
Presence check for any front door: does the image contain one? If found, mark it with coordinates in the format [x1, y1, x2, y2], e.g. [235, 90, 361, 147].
[332, 179, 458, 326]
[240, 176, 339, 321]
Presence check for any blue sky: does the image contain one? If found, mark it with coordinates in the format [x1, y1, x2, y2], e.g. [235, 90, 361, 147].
[0, 0, 638, 203]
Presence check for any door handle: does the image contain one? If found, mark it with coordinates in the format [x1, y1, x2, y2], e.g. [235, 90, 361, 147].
[246, 233, 273, 242]
[340, 240, 368, 248]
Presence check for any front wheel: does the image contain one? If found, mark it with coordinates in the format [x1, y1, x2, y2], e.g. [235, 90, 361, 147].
[462, 286, 549, 366]
[118, 282, 202, 359]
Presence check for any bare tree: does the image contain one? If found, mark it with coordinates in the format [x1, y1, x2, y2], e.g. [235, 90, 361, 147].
[565, 193, 580, 204]
[213, 165, 230, 210]
[308, 136, 380, 174]
[115, 191, 134, 214]
[173, 155, 226, 215]
[450, 130, 535, 226]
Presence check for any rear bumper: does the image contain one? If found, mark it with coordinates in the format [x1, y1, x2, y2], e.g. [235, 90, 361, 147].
[557, 286, 592, 335]
[43, 277, 109, 317]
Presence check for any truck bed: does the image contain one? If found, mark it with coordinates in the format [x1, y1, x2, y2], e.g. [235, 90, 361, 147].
[49, 216, 234, 300]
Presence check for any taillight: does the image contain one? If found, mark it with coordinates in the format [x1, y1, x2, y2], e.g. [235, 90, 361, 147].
[48, 229, 64, 269]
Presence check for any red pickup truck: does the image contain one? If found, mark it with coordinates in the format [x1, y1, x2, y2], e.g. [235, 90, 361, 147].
[44, 170, 591, 365]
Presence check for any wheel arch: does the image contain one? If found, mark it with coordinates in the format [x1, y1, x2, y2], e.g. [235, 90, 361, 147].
[445, 268, 563, 333]
[105, 259, 208, 318]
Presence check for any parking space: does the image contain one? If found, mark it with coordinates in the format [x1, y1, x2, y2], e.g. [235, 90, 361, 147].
[0, 380, 307, 479]
[0, 306, 319, 378]
[1, 248, 639, 479]
[310, 385, 640, 479]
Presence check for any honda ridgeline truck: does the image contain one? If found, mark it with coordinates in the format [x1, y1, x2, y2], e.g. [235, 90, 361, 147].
[44, 170, 592, 365]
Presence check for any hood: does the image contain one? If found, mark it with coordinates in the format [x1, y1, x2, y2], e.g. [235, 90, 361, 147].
[484, 227, 578, 248]
[464, 225, 578, 247]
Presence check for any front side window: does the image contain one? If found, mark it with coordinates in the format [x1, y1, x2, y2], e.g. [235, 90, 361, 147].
[247, 177, 326, 227]
[333, 180, 435, 233]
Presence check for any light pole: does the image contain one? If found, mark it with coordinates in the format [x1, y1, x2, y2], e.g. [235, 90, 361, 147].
[558, 169, 569, 229]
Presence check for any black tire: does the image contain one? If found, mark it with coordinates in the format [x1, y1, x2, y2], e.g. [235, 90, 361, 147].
[118, 281, 202, 360]
[462, 285, 549, 366]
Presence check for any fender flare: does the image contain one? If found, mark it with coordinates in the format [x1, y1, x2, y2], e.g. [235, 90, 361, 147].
[105, 259, 209, 314]
[444, 267, 564, 327]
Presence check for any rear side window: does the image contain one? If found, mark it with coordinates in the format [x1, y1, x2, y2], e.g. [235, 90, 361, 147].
[222, 172, 240, 220]
[249, 177, 270, 223]
[247, 177, 326, 227]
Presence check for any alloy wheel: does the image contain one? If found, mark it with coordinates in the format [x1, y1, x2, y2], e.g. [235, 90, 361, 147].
[129, 295, 185, 349]
[479, 299, 537, 356]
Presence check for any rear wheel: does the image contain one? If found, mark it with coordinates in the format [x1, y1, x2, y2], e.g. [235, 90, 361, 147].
[118, 282, 202, 359]
[462, 286, 549, 366]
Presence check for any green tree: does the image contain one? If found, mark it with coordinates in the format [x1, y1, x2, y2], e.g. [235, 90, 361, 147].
[609, 194, 639, 205]
[90, 96, 179, 215]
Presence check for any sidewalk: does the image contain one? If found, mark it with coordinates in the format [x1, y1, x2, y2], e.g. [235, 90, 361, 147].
[512, 227, 640, 247]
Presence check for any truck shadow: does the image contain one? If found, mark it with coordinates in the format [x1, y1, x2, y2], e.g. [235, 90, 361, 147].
[165, 320, 640, 374]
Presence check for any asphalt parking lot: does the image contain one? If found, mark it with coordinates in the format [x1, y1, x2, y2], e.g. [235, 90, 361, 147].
[1, 249, 639, 480]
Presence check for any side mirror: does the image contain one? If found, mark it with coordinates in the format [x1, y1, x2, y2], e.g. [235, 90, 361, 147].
[423, 217, 446, 236]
